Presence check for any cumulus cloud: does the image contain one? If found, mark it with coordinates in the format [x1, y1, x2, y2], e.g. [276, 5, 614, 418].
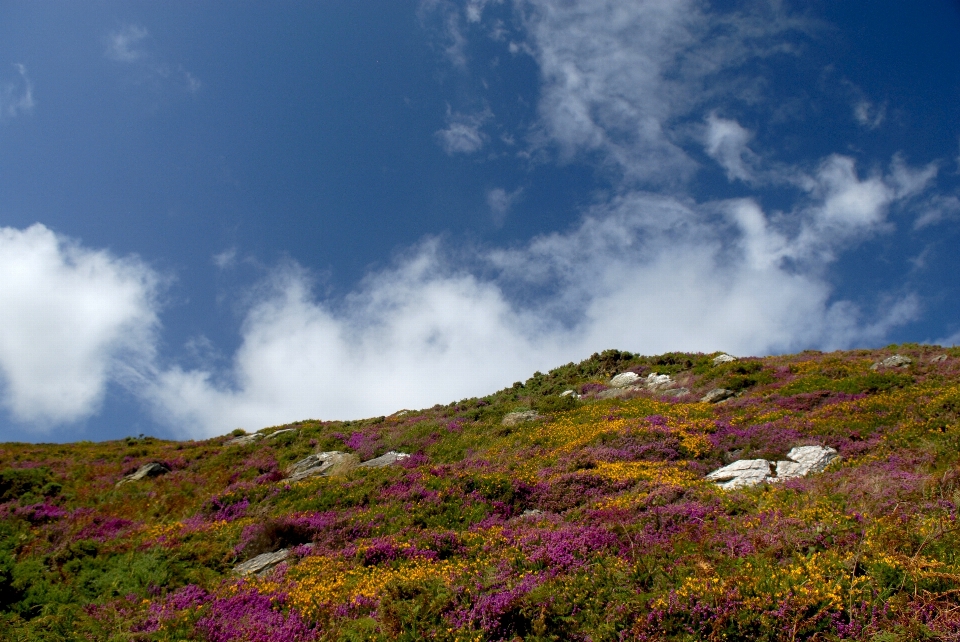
[435, 108, 490, 154]
[144, 172, 929, 437]
[0, 225, 159, 427]
[1, 64, 35, 119]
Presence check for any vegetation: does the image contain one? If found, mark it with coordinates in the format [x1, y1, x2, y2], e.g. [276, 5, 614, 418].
[2, 345, 960, 640]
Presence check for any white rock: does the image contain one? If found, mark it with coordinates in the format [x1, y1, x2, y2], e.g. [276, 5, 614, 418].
[784, 445, 838, 474]
[233, 549, 292, 576]
[870, 354, 912, 370]
[560, 389, 577, 397]
[610, 372, 641, 388]
[359, 451, 411, 468]
[700, 388, 735, 404]
[267, 428, 297, 439]
[713, 354, 737, 365]
[501, 410, 541, 426]
[705, 459, 772, 490]
[286, 451, 359, 482]
[931, 354, 949, 363]
[645, 373, 674, 390]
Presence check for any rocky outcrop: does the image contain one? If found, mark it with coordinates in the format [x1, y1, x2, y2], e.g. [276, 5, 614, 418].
[931, 354, 949, 363]
[286, 451, 359, 482]
[358, 451, 410, 468]
[700, 388, 735, 404]
[502, 410, 541, 426]
[597, 372, 681, 399]
[870, 354, 912, 370]
[559, 389, 579, 398]
[267, 428, 297, 440]
[713, 354, 737, 365]
[116, 462, 170, 486]
[233, 544, 314, 576]
[225, 432, 263, 446]
[705, 445, 839, 490]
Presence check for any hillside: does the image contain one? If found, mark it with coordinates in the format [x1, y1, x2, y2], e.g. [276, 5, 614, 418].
[2, 345, 960, 641]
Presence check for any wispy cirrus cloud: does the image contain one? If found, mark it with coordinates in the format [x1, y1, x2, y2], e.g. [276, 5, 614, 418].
[104, 24, 201, 94]
[1, 64, 35, 119]
[435, 107, 491, 154]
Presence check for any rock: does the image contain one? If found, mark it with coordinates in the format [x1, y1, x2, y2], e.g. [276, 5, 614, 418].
[610, 372, 641, 388]
[501, 410, 541, 426]
[521, 509, 543, 517]
[560, 389, 578, 398]
[233, 544, 313, 576]
[931, 354, 949, 363]
[226, 432, 263, 446]
[359, 451, 411, 468]
[700, 388, 735, 404]
[596, 387, 635, 399]
[116, 462, 169, 486]
[286, 451, 359, 482]
[870, 354, 912, 370]
[778, 445, 838, 476]
[645, 373, 675, 390]
[706, 445, 840, 490]
[267, 428, 297, 440]
[705, 459, 773, 490]
[713, 354, 737, 365]
[660, 387, 689, 398]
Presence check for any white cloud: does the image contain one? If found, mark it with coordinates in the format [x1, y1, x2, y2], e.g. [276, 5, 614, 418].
[435, 108, 490, 154]
[105, 25, 149, 62]
[913, 194, 960, 229]
[1, 64, 35, 119]
[0, 225, 159, 427]
[703, 113, 755, 182]
[487, 187, 523, 226]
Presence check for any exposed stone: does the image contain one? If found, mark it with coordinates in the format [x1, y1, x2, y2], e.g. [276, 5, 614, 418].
[931, 354, 949, 363]
[286, 451, 359, 482]
[359, 451, 411, 468]
[645, 373, 675, 390]
[705, 459, 773, 490]
[117, 462, 169, 486]
[870, 354, 913, 370]
[706, 445, 840, 490]
[267, 428, 297, 440]
[700, 388, 735, 404]
[233, 548, 292, 576]
[560, 389, 578, 398]
[660, 387, 689, 398]
[713, 354, 737, 365]
[778, 445, 838, 476]
[610, 372, 641, 388]
[521, 509, 543, 517]
[225, 432, 263, 446]
[596, 386, 636, 399]
[501, 410, 541, 426]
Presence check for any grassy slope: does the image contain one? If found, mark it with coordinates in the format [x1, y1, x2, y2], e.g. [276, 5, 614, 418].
[1, 345, 960, 641]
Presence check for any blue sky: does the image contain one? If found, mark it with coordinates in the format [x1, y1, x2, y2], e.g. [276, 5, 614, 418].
[1, 0, 959, 443]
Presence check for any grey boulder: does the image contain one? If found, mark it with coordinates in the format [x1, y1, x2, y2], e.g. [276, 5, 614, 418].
[870, 354, 912, 370]
[233, 544, 313, 577]
[117, 462, 169, 486]
[286, 451, 359, 482]
[359, 451, 411, 468]
[225, 432, 263, 446]
[705, 459, 773, 490]
[700, 388, 735, 404]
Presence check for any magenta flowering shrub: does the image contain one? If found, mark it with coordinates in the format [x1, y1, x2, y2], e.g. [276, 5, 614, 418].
[195, 588, 318, 642]
[4, 346, 960, 640]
